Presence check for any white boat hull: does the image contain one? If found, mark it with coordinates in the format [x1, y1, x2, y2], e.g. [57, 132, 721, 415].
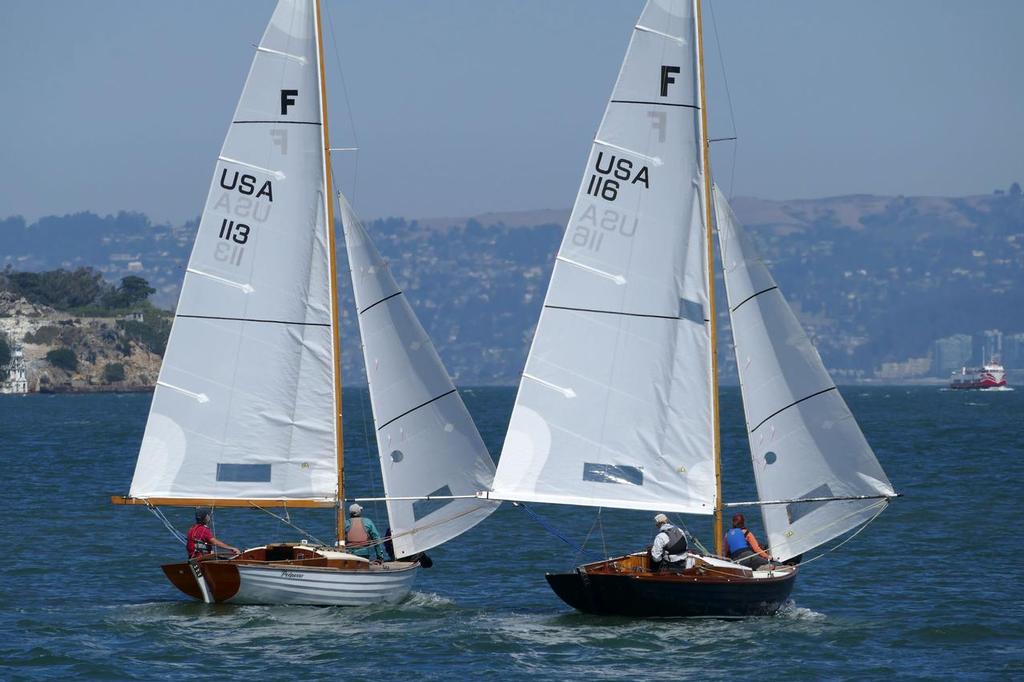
[161, 544, 419, 606]
[229, 562, 418, 606]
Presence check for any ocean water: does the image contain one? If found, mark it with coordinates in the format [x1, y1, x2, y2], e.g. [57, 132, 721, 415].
[0, 386, 1021, 680]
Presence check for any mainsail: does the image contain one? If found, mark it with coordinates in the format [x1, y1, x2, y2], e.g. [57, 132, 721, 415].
[715, 186, 896, 561]
[490, 0, 716, 514]
[129, 0, 338, 501]
[340, 195, 499, 557]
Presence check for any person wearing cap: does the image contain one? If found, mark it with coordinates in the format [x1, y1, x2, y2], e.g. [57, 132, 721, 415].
[723, 513, 772, 568]
[344, 503, 385, 562]
[186, 508, 240, 559]
[649, 512, 688, 572]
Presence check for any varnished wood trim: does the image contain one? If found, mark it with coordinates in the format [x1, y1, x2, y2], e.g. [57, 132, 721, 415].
[110, 496, 335, 508]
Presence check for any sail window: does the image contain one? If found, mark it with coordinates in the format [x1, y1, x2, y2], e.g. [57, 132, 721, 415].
[390, 450, 404, 463]
[583, 463, 644, 486]
[764, 451, 777, 465]
[216, 463, 272, 482]
[678, 298, 705, 324]
[412, 485, 454, 522]
[785, 484, 833, 524]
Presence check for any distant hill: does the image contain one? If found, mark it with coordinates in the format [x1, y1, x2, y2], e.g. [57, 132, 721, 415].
[2, 185, 1022, 384]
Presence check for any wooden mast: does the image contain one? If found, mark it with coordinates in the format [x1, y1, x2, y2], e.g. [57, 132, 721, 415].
[313, 0, 346, 544]
[694, 0, 724, 556]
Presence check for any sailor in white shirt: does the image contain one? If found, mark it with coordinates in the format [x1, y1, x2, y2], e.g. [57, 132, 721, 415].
[650, 513, 688, 571]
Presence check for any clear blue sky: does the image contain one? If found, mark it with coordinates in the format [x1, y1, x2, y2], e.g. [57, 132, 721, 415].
[2, 1, 1021, 224]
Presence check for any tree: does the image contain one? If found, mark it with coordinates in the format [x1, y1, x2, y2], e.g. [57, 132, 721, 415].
[1010, 182, 1022, 197]
[103, 275, 155, 309]
[46, 347, 78, 372]
[0, 334, 10, 370]
[103, 362, 125, 383]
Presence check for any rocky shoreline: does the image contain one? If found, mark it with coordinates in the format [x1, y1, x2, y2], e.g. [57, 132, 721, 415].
[0, 292, 164, 394]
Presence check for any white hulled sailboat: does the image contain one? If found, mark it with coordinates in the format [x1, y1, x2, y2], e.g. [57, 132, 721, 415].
[478, 0, 898, 617]
[112, 0, 498, 606]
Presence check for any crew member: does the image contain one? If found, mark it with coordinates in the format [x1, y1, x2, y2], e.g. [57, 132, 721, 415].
[723, 513, 772, 568]
[650, 513, 688, 571]
[344, 503, 385, 562]
[186, 507, 240, 559]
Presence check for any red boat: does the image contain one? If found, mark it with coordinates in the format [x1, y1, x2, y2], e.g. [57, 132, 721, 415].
[950, 363, 1007, 390]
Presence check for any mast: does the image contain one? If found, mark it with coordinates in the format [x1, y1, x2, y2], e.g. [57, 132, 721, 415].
[694, 0, 723, 556]
[313, 0, 346, 543]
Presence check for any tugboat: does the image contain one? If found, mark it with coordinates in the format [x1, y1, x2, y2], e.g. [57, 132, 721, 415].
[950, 362, 1007, 390]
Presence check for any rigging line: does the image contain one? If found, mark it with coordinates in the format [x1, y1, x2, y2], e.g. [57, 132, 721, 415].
[790, 500, 890, 568]
[356, 367, 383, 525]
[323, 1, 360, 205]
[518, 503, 603, 560]
[145, 504, 187, 545]
[575, 511, 604, 566]
[749, 385, 838, 434]
[249, 502, 328, 547]
[707, 0, 739, 199]
[766, 498, 890, 562]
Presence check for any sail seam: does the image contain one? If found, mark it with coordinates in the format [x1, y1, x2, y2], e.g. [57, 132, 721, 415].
[177, 314, 330, 327]
[545, 305, 682, 321]
[233, 120, 321, 125]
[730, 285, 778, 312]
[377, 389, 457, 431]
[359, 291, 402, 314]
[610, 99, 699, 110]
[749, 386, 838, 433]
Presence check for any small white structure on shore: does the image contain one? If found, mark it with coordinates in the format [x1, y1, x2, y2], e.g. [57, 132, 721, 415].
[1, 345, 28, 394]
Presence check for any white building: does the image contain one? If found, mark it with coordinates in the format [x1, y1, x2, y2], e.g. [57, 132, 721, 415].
[1, 346, 28, 394]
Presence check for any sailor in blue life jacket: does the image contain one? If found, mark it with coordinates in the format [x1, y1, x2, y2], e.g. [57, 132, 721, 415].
[723, 513, 773, 568]
[649, 513, 688, 571]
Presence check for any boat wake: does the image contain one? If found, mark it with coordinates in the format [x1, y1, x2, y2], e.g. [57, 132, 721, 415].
[776, 600, 826, 621]
[402, 591, 456, 609]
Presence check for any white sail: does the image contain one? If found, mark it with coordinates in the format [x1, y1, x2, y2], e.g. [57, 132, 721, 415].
[490, 0, 716, 514]
[129, 0, 338, 501]
[340, 195, 499, 557]
[715, 186, 896, 561]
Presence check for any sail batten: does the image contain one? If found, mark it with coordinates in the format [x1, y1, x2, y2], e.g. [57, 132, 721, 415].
[715, 185, 895, 561]
[339, 194, 499, 557]
[491, 0, 716, 514]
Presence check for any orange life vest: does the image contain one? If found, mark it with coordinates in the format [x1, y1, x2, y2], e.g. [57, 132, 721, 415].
[347, 518, 369, 547]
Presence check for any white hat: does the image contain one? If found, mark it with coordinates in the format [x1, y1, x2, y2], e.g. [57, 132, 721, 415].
[349, 503, 363, 516]
[653, 513, 668, 524]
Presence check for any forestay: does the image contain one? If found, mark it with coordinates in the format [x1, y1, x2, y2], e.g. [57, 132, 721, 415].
[715, 186, 896, 561]
[130, 0, 338, 501]
[339, 194, 499, 557]
[490, 0, 716, 514]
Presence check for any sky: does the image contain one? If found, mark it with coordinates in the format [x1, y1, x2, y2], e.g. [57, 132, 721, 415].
[1, 0, 1021, 225]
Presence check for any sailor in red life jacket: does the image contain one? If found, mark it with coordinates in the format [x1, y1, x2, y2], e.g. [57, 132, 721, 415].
[650, 513, 688, 571]
[186, 508, 240, 559]
[344, 503, 385, 562]
[723, 513, 773, 568]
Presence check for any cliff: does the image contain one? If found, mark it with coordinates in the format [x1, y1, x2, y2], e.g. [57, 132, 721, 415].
[0, 292, 163, 392]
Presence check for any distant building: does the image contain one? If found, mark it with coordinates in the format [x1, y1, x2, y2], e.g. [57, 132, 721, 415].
[877, 357, 931, 380]
[932, 334, 973, 375]
[974, 329, 1002, 364]
[1002, 333, 1024, 369]
[1, 345, 28, 394]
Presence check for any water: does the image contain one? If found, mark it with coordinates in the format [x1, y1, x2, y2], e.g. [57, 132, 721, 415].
[1, 386, 1022, 679]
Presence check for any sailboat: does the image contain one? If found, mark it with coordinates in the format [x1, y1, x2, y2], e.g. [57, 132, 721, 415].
[477, 0, 898, 617]
[111, 0, 498, 606]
